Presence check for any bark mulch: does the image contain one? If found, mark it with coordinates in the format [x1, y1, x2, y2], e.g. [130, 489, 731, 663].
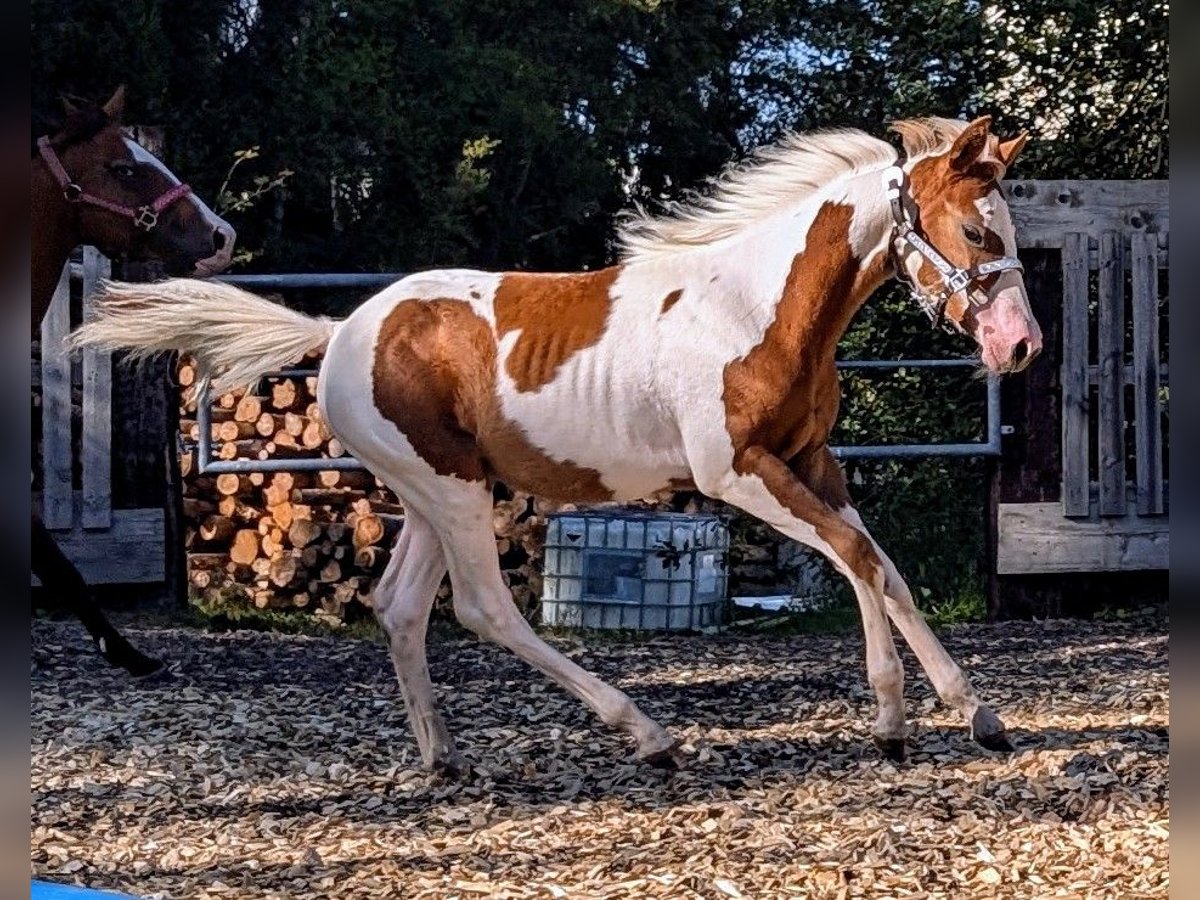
[31, 614, 1168, 898]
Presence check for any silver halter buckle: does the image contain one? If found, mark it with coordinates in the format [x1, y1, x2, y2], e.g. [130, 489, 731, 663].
[134, 206, 159, 231]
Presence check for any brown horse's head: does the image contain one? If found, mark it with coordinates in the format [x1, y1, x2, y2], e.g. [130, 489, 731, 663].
[893, 115, 1042, 374]
[36, 86, 236, 277]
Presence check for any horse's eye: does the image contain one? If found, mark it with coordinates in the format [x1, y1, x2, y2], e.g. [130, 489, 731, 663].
[110, 162, 135, 178]
[962, 224, 985, 247]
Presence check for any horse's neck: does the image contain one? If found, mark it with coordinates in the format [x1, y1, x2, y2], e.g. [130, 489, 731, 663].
[31, 165, 78, 330]
[719, 173, 895, 362]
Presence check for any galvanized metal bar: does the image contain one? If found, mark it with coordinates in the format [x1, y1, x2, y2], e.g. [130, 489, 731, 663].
[830, 442, 994, 460]
[830, 369, 1001, 459]
[217, 273, 405, 290]
[986, 371, 1001, 454]
[199, 455, 367, 474]
[835, 358, 980, 370]
[196, 380, 214, 472]
[192, 322, 1001, 471]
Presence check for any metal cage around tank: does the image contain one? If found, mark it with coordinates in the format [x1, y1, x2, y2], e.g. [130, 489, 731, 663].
[540, 509, 731, 632]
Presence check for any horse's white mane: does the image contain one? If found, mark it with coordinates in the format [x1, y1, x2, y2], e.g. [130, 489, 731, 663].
[616, 117, 971, 263]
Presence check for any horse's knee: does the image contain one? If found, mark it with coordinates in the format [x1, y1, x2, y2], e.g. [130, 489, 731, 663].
[828, 528, 884, 589]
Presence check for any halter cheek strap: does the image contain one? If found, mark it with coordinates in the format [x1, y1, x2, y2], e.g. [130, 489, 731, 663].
[882, 165, 1024, 334]
[37, 135, 192, 232]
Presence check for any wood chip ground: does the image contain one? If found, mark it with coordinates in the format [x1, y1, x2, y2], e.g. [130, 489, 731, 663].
[32, 615, 1168, 898]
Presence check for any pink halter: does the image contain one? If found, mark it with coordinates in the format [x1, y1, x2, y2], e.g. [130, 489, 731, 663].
[37, 135, 192, 231]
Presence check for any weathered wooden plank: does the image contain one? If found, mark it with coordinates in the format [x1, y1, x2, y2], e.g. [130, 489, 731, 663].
[1087, 362, 1168, 387]
[31, 504, 166, 584]
[1130, 232, 1164, 515]
[1004, 179, 1169, 248]
[80, 248, 113, 529]
[39, 264, 73, 529]
[997, 502, 1169, 574]
[1097, 232, 1127, 516]
[1060, 233, 1090, 517]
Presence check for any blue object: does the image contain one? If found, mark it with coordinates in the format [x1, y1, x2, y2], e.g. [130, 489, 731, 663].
[31, 881, 136, 899]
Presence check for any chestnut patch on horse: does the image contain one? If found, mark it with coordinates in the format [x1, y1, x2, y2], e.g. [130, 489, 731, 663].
[739, 447, 881, 581]
[906, 154, 1007, 314]
[722, 202, 865, 461]
[373, 298, 613, 500]
[372, 300, 489, 482]
[719, 201, 893, 578]
[494, 267, 620, 393]
[659, 288, 683, 315]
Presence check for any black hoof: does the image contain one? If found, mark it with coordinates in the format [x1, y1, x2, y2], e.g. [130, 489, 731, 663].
[975, 730, 1015, 752]
[873, 735, 907, 762]
[428, 753, 472, 779]
[971, 708, 1015, 752]
[99, 635, 163, 679]
[636, 740, 683, 769]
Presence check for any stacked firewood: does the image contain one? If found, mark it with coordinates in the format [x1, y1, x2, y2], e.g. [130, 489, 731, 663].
[177, 356, 562, 622]
[179, 357, 407, 621]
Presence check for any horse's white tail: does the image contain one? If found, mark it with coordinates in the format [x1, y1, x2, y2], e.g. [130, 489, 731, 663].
[67, 278, 340, 393]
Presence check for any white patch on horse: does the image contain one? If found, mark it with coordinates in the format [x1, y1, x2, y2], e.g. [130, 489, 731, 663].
[124, 136, 227, 233]
[984, 188, 1019, 255]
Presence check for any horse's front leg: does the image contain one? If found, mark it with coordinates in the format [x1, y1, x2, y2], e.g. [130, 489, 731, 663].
[792, 449, 1013, 751]
[697, 446, 909, 758]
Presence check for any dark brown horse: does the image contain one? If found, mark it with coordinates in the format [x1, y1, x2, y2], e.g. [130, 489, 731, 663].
[32, 86, 236, 674]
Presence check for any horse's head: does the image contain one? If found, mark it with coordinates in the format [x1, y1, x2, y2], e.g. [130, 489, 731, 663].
[890, 115, 1042, 374]
[36, 86, 236, 277]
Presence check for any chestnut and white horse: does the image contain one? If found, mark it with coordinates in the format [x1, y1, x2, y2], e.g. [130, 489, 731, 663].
[73, 115, 1041, 769]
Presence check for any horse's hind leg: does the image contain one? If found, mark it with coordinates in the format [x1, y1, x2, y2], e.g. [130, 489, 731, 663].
[425, 481, 677, 763]
[372, 512, 465, 773]
[32, 513, 162, 677]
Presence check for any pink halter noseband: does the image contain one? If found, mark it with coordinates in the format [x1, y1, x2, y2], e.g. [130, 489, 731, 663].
[36, 135, 192, 232]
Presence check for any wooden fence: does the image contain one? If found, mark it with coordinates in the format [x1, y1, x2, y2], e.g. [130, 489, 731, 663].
[33, 248, 167, 584]
[993, 179, 1168, 612]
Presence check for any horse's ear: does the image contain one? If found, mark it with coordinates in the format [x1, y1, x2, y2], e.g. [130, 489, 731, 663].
[60, 93, 80, 117]
[948, 115, 993, 171]
[102, 85, 126, 122]
[997, 131, 1029, 167]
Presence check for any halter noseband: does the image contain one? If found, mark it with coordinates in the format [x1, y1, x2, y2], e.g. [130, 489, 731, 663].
[37, 135, 192, 232]
[883, 164, 1024, 334]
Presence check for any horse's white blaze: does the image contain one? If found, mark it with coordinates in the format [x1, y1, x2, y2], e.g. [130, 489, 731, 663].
[124, 137, 229, 235]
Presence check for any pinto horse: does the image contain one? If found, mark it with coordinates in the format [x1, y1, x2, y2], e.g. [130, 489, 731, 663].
[33, 86, 236, 675]
[74, 115, 1040, 763]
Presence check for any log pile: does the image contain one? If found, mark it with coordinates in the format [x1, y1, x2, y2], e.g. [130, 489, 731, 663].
[179, 357, 410, 623]
[176, 353, 754, 625]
